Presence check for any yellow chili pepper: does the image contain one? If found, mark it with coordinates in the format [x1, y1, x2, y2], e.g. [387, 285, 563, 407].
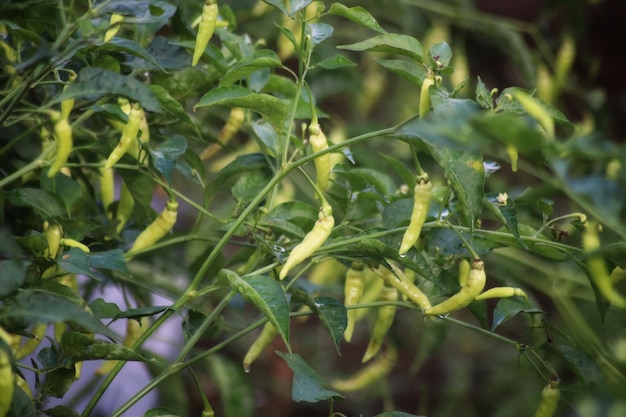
[192, 0, 219, 66]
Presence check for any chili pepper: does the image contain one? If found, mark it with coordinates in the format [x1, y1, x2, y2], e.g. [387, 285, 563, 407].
[60, 71, 77, 120]
[457, 258, 470, 286]
[370, 263, 431, 311]
[104, 13, 124, 43]
[242, 321, 277, 373]
[425, 259, 486, 316]
[362, 282, 398, 363]
[307, 258, 345, 286]
[474, 287, 528, 301]
[115, 181, 135, 233]
[399, 173, 432, 256]
[610, 266, 626, 285]
[553, 35, 575, 101]
[506, 144, 518, 172]
[308, 122, 331, 192]
[419, 73, 435, 118]
[344, 262, 365, 342]
[95, 317, 148, 376]
[0, 326, 15, 417]
[533, 380, 560, 417]
[128, 198, 178, 255]
[127, 105, 150, 164]
[582, 222, 626, 308]
[61, 238, 90, 253]
[200, 107, 245, 161]
[279, 203, 334, 280]
[104, 102, 143, 169]
[513, 90, 554, 139]
[331, 346, 397, 392]
[44, 222, 63, 259]
[192, 0, 219, 66]
[99, 165, 115, 219]
[47, 114, 73, 178]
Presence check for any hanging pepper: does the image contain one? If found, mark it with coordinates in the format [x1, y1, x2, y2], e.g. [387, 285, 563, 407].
[344, 262, 365, 342]
[362, 282, 398, 363]
[399, 173, 432, 256]
[128, 198, 178, 255]
[192, 0, 219, 66]
[308, 122, 331, 193]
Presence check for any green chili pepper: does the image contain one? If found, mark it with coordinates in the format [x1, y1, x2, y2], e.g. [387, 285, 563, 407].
[309, 122, 331, 192]
[331, 346, 397, 392]
[344, 262, 365, 342]
[200, 107, 245, 161]
[44, 222, 62, 259]
[0, 326, 15, 417]
[99, 165, 115, 219]
[192, 0, 219, 66]
[533, 380, 560, 417]
[47, 114, 73, 178]
[279, 203, 334, 280]
[474, 286, 527, 301]
[399, 173, 432, 256]
[582, 222, 626, 308]
[128, 198, 178, 255]
[419, 73, 435, 118]
[425, 259, 486, 316]
[370, 263, 431, 311]
[61, 238, 90, 253]
[104, 103, 143, 169]
[60, 71, 77, 120]
[242, 321, 277, 373]
[115, 181, 135, 233]
[104, 13, 124, 43]
[513, 90, 554, 138]
[362, 282, 397, 363]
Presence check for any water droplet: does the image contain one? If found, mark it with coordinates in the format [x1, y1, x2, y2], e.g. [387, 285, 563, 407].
[272, 245, 286, 253]
[399, 253, 407, 258]
[483, 160, 501, 177]
[243, 365, 251, 374]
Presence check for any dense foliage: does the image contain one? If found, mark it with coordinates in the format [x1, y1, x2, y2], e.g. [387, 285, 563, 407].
[1, 1, 625, 416]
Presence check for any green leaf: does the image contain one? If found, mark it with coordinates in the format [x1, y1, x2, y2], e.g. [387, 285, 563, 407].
[251, 118, 279, 157]
[306, 23, 334, 46]
[148, 85, 201, 137]
[0, 259, 27, 297]
[491, 297, 529, 331]
[3, 290, 116, 338]
[142, 408, 185, 417]
[314, 54, 357, 69]
[54, 67, 161, 112]
[206, 153, 271, 198]
[231, 169, 271, 204]
[60, 331, 148, 363]
[182, 310, 223, 344]
[373, 413, 425, 417]
[205, 354, 255, 417]
[151, 135, 188, 185]
[275, 351, 343, 402]
[549, 344, 603, 385]
[9, 382, 37, 417]
[475, 76, 493, 110]
[427, 229, 497, 258]
[380, 153, 418, 189]
[40, 366, 76, 398]
[90, 298, 122, 319]
[470, 112, 545, 158]
[57, 248, 129, 279]
[220, 50, 283, 87]
[219, 269, 290, 348]
[484, 192, 524, 247]
[310, 297, 347, 354]
[328, 4, 386, 33]
[98, 37, 166, 72]
[429, 41, 452, 70]
[195, 86, 289, 137]
[338, 34, 423, 63]
[129, 36, 192, 71]
[87, 249, 130, 275]
[375, 59, 425, 85]
[5, 188, 66, 220]
[100, 0, 176, 24]
[41, 173, 82, 210]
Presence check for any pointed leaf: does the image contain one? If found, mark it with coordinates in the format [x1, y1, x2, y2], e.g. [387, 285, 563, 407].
[219, 50, 283, 86]
[195, 86, 289, 137]
[328, 4, 386, 33]
[5, 188, 66, 220]
[57, 248, 128, 279]
[338, 34, 423, 63]
[3, 290, 116, 338]
[429, 41, 452, 70]
[148, 84, 201, 137]
[309, 297, 347, 354]
[484, 192, 524, 247]
[275, 351, 344, 402]
[60, 331, 147, 363]
[492, 297, 529, 331]
[262, 0, 289, 15]
[315, 54, 357, 69]
[54, 67, 161, 112]
[41, 173, 82, 210]
[219, 269, 290, 348]
[151, 135, 188, 185]
[0, 259, 27, 297]
[88, 249, 130, 275]
[306, 23, 334, 46]
[548, 344, 603, 385]
[375, 59, 425, 85]
[142, 408, 185, 417]
[98, 37, 166, 72]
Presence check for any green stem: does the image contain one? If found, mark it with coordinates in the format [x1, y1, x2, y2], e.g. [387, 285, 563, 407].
[440, 316, 518, 346]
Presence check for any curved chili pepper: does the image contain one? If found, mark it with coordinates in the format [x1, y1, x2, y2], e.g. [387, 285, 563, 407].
[362, 282, 397, 363]
[344, 262, 365, 342]
[425, 259, 486, 316]
[399, 173, 432, 256]
[192, 0, 219, 66]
